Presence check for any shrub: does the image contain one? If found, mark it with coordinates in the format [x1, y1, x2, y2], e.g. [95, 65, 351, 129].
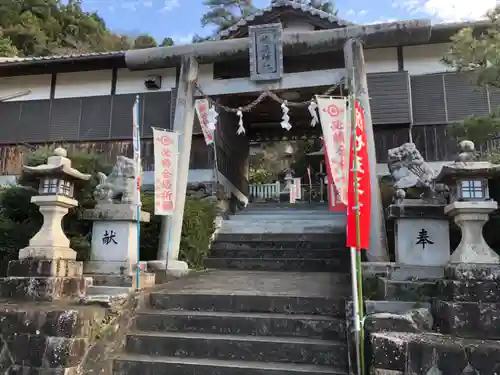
[140, 194, 216, 269]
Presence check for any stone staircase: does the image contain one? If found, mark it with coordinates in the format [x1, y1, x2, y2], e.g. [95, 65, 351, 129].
[113, 203, 351, 375]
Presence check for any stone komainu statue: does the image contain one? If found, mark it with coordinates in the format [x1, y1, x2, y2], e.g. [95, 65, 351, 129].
[387, 143, 442, 203]
[94, 155, 139, 204]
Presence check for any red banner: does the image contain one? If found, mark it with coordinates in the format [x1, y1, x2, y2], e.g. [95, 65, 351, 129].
[346, 100, 371, 249]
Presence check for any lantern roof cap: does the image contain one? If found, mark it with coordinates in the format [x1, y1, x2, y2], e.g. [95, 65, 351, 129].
[22, 147, 92, 180]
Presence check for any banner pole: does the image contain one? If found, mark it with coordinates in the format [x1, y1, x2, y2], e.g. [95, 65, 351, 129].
[350, 246, 362, 374]
[133, 95, 141, 291]
[350, 70, 366, 374]
[349, 89, 363, 375]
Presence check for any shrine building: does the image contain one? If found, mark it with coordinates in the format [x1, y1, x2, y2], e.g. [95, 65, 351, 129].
[0, 0, 493, 202]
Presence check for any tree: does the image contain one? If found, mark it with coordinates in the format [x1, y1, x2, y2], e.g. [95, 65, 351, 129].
[192, 34, 212, 43]
[444, 6, 500, 159]
[297, 0, 338, 14]
[0, 33, 18, 57]
[0, 0, 148, 56]
[201, 0, 256, 32]
[444, 5, 500, 88]
[133, 34, 157, 49]
[160, 37, 174, 47]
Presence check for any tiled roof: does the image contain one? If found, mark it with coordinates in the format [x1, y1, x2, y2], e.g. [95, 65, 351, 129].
[0, 51, 124, 65]
[216, 0, 354, 39]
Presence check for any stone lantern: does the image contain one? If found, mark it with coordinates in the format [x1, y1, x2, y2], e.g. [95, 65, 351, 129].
[19, 147, 91, 261]
[0, 147, 92, 301]
[435, 141, 500, 264]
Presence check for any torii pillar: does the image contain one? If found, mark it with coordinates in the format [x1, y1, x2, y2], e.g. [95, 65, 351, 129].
[157, 56, 199, 275]
[344, 38, 389, 262]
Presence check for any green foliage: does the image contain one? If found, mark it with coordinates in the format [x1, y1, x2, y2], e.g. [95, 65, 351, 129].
[160, 37, 174, 47]
[179, 198, 216, 268]
[443, 5, 500, 88]
[296, 0, 338, 14]
[445, 8, 500, 163]
[133, 35, 157, 49]
[0, 186, 42, 274]
[448, 110, 500, 147]
[140, 194, 216, 269]
[0, 0, 175, 57]
[249, 166, 272, 184]
[0, 32, 18, 57]
[201, 0, 256, 31]
[200, 0, 338, 34]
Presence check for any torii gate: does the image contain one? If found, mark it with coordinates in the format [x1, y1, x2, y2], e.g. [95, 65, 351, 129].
[125, 19, 433, 272]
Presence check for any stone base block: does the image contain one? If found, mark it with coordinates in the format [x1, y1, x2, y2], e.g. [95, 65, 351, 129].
[86, 272, 155, 297]
[0, 304, 106, 374]
[371, 331, 500, 374]
[167, 259, 189, 277]
[84, 260, 147, 275]
[445, 263, 500, 281]
[435, 300, 500, 339]
[364, 308, 433, 333]
[0, 306, 100, 338]
[0, 276, 91, 301]
[18, 246, 76, 261]
[437, 279, 500, 302]
[82, 204, 151, 222]
[7, 259, 83, 277]
[90, 272, 155, 289]
[347, 300, 432, 317]
[370, 370, 403, 375]
[362, 263, 445, 281]
[377, 278, 437, 301]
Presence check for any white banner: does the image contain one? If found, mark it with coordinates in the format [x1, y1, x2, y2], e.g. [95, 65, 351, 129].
[293, 177, 302, 200]
[194, 99, 214, 145]
[153, 128, 179, 216]
[316, 96, 350, 205]
[132, 96, 141, 205]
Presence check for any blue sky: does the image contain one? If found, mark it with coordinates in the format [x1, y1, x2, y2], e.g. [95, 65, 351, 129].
[80, 0, 496, 44]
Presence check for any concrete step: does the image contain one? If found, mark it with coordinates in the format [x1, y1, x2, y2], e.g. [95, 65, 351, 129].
[211, 239, 346, 250]
[209, 248, 350, 259]
[87, 285, 131, 296]
[135, 310, 346, 340]
[219, 222, 345, 234]
[204, 258, 349, 272]
[125, 331, 347, 367]
[229, 214, 342, 221]
[215, 233, 345, 242]
[245, 203, 332, 210]
[149, 293, 347, 317]
[113, 355, 348, 375]
[238, 208, 338, 213]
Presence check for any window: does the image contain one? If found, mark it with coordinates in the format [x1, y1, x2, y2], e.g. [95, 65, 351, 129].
[58, 180, 73, 197]
[459, 179, 486, 200]
[41, 178, 58, 194]
[39, 178, 74, 197]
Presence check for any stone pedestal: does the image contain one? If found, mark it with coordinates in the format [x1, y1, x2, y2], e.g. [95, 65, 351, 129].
[83, 203, 151, 275]
[0, 259, 90, 301]
[388, 202, 450, 266]
[445, 200, 499, 264]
